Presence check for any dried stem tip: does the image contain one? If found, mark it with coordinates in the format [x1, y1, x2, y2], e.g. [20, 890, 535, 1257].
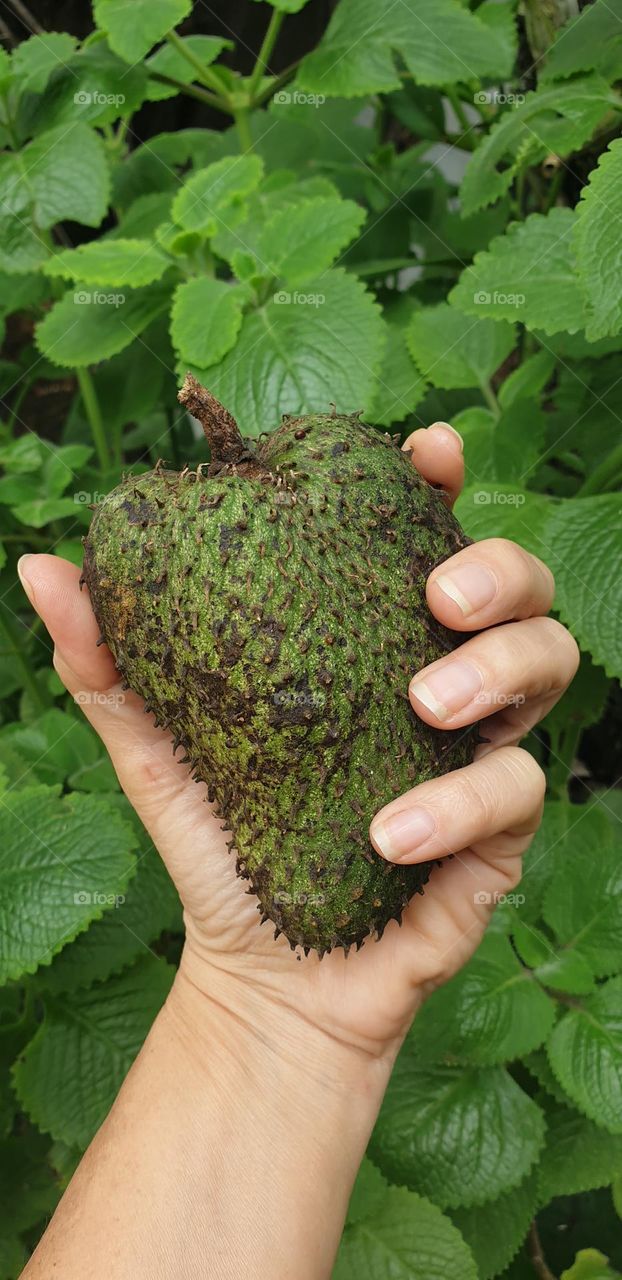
[178, 372, 248, 468]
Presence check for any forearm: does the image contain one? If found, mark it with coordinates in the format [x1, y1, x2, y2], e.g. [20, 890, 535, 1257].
[23, 955, 392, 1280]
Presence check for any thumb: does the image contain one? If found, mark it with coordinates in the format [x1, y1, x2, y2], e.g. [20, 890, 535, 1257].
[17, 554, 220, 861]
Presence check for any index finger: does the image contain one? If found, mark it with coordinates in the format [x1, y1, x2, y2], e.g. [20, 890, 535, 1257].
[402, 422, 464, 508]
[426, 537, 555, 631]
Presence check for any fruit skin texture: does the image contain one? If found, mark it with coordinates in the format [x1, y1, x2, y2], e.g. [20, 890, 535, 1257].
[83, 377, 475, 956]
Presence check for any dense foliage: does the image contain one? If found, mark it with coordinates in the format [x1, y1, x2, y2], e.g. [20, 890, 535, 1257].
[0, 0, 621, 1275]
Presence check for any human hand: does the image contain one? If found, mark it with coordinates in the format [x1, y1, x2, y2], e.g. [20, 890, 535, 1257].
[18, 423, 578, 1067]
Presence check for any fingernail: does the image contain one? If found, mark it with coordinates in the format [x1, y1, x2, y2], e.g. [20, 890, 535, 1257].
[410, 660, 483, 721]
[370, 806, 436, 862]
[434, 565, 497, 616]
[430, 421, 463, 451]
[17, 555, 35, 606]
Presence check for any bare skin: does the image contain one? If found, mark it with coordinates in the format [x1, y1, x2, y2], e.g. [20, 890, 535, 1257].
[18, 424, 578, 1279]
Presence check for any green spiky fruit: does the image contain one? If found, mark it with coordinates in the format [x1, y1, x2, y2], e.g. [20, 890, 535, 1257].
[83, 375, 475, 956]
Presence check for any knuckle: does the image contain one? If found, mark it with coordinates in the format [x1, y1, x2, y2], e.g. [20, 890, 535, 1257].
[499, 746, 546, 803]
[458, 768, 501, 829]
[540, 617, 580, 680]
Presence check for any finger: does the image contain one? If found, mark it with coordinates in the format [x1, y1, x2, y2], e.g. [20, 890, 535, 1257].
[426, 537, 555, 632]
[403, 423, 464, 507]
[17, 555, 220, 857]
[369, 745, 545, 864]
[409, 615, 580, 731]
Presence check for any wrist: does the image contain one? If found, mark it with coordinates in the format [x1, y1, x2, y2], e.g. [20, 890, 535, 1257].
[157, 950, 390, 1278]
[167, 945, 393, 1120]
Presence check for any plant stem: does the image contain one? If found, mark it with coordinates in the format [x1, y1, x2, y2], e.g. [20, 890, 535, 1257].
[147, 71, 230, 113]
[0, 604, 50, 712]
[527, 1221, 558, 1280]
[251, 59, 300, 108]
[247, 8, 284, 103]
[480, 379, 500, 416]
[446, 88, 471, 135]
[76, 368, 110, 473]
[165, 29, 230, 100]
[235, 107, 254, 153]
[577, 438, 622, 496]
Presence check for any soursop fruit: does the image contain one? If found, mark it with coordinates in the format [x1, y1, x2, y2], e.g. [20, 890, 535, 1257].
[82, 374, 475, 956]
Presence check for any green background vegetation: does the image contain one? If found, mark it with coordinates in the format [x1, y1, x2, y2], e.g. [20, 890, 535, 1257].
[0, 1, 621, 1275]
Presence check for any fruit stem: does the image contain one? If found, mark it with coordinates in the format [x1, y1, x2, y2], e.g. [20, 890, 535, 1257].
[178, 373, 248, 467]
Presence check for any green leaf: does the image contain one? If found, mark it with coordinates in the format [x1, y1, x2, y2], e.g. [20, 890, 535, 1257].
[524, 1048, 575, 1107]
[172, 154, 264, 234]
[407, 303, 515, 390]
[0, 710, 106, 789]
[499, 348, 556, 410]
[455, 485, 552, 561]
[449, 1173, 537, 1280]
[297, 0, 514, 98]
[516, 802, 581, 928]
[453, 406, 496, 485]
[0, 123, 110, 272]
[450, 209, 585, 336]
[0, 1130, 59, 1233]
[412, 933, 556, 1065]
[542, 805, 622, 977]
[548, 976, 622, 1133]
[13, 955, 174, 1148]
[537, 1096, 622, 1206]
[93, 0, 192, 63]
[145, 35, 233, 100]
[11, 32, 77, 94]
[203, 268, 385, 436]
[211, 174, 338, 271]
[43, 239, 170, 287]
[367, 305, 427, 427]
[35, 282, 172, 368]
[345, 1158, 390, 1226]
[11, 497, 79, 528]
[494, 400, 546, 484]
[39, 844, 181, 994]
[370, 1041, 545, 1208]
[543, 495, 622, 679]
[335, 1181, 478, 1280]
[170, 277, 244, 369]
[26, 42, 148, 130]
[461, 78, 613, 216]
[257, 196, 366, 286]
[613, 1174, 622, 1218]
[542, 0, 622, 83]
[0, 785, 137, 984]
[574, 141, 622, 341]
[562, 1250, 622, 1280]
[534, 950, 597, 997]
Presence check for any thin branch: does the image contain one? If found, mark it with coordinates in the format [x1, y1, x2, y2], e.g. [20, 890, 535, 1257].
[528, 1221, 558, 1280]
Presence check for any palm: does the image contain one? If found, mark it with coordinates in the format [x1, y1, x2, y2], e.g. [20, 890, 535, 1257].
[112, 684, 511, 1050]
[26, 426, 545, 1056]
